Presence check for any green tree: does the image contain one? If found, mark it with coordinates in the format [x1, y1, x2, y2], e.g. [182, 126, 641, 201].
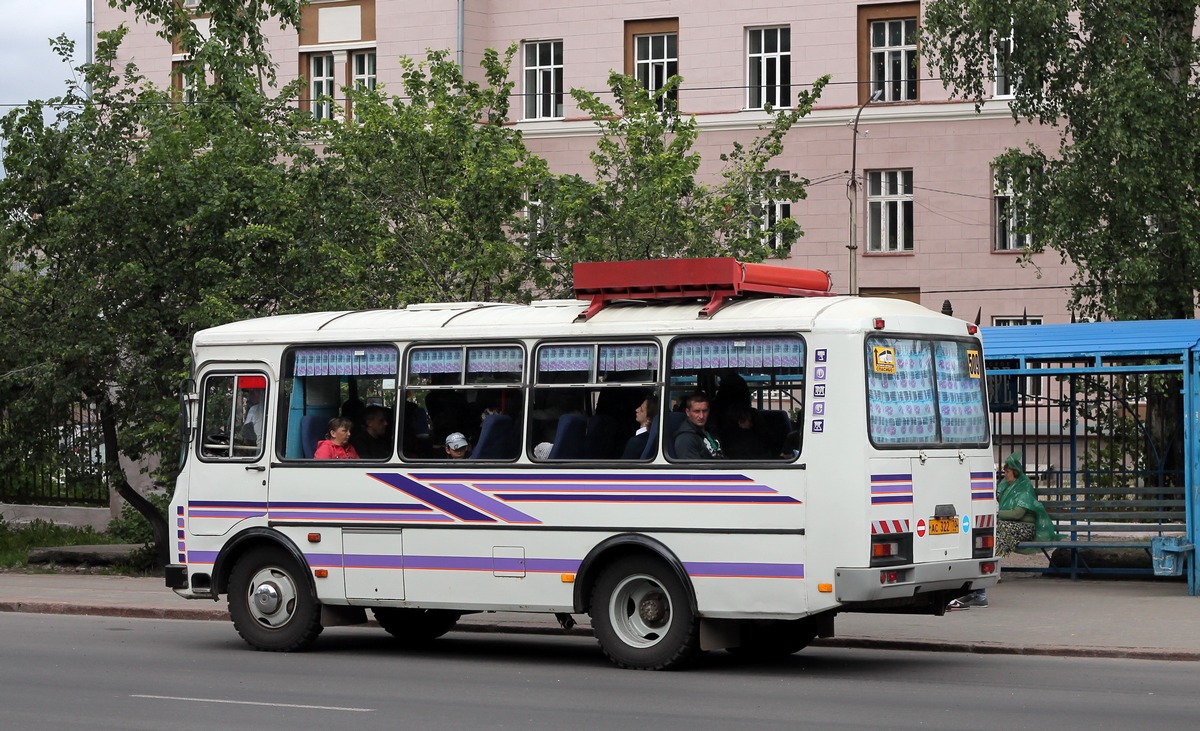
[525, 72, 829, 297]
[921, 1, 1200, 321]
[0, 7, 312, 563]
[308, 46, 545, 307]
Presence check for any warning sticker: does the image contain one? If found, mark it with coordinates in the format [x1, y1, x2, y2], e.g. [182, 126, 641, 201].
[967, 349, 982, 378]
[872, 346, 896, 374]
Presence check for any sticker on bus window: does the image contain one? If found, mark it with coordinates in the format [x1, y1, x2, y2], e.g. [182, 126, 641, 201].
[872, 347, 896, 374]
[966, 349, 982, 379]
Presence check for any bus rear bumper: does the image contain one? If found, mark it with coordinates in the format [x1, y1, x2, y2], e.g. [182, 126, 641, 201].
[834, 559, 999, 604]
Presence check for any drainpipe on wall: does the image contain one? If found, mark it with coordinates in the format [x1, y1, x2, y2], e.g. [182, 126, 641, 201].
[457, 0, 464, 68]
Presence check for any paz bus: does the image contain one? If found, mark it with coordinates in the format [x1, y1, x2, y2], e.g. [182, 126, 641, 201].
[166, 258, 998, 669]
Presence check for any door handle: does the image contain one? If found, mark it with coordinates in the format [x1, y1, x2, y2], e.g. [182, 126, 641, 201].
[245, 465, 266, 472]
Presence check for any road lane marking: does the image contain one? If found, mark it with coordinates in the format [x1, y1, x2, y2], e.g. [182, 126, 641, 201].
[131, 694, 373, 712]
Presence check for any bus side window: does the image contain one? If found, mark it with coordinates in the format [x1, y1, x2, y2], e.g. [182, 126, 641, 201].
[199, 373, 267, 461]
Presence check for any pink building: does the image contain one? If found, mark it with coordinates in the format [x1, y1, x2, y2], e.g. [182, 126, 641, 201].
[94, 0, 1072, 325]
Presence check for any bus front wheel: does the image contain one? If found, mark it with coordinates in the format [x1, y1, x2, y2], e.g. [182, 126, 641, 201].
[228, 546, 323, 652]
[590, 556, 699, 670]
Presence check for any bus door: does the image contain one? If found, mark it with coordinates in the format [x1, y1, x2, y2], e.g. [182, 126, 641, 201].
[190, 368, 272, 536]
[909, 454, 975, 562]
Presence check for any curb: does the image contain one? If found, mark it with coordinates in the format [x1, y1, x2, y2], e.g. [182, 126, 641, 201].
[4, 601, 1196, 662]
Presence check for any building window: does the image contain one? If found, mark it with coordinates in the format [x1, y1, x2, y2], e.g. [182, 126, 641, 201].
[626, 19, 679, 104]
[310, 53, 336, 120]
[867, 170, 914, 252]
[858, 4, 919, 104]
[523, 40, 563, 120]
[747, 27, 790, 110]
[757, 174, 792, 250]
[172, 60, 198, 105]
[993, 29, 1016, 98]
[994, 177, 1031, 251]
[352, 50, 376, 91]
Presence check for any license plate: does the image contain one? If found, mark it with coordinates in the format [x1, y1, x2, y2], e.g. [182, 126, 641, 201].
[929, 517, 959, 535]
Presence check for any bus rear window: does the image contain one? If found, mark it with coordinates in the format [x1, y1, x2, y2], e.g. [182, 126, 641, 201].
[865, 336, 987, 447]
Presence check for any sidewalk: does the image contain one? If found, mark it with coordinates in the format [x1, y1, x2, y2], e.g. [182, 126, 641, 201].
[1, 569, 1198, 661]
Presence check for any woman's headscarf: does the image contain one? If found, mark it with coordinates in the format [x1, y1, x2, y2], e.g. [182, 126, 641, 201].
[997, 451, 1060, 542]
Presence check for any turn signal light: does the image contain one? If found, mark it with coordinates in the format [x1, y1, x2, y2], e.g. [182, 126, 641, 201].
[313, 569, 328, 578]
[307, 533, 321, 543]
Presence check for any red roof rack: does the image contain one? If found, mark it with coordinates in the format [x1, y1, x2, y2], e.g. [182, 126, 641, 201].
[572, 257, 834, 320]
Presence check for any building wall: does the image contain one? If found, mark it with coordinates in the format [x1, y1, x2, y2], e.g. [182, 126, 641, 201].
[92, 0, 1074, 325]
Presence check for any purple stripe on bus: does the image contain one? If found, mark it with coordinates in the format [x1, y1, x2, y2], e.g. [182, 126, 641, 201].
[187, 510, 266, 518]
[683, 561, 804, 578]
[871, 495, 914, 504]
[343, 554, 405, 569]
[271, 511, 454, 522]
[430, 483, 541, 524]
[479, 482, 776, 493]
[870, 486, 913, 494]
[870, 474, 913, 482]
[399, 555, 583, 573]
[270, 501, 432, 511]
[407, 472, 756, 483]
[972, 492, 995, 500]
[369, 473, 495, 522]
[188, 551, 218, 563]
[495, 493, 800, 504]
[188, 501, 268, 508]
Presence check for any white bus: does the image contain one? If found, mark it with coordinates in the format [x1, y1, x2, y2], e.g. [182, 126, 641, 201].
[167, 258, 998, 669]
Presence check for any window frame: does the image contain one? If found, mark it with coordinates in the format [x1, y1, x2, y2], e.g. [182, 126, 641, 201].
[308, 53, 336, 120]
[857, 3, 920, 105]
[993, 175, 1031, 251]
[746, 26, 791, 110]
[523, 39, 564, 120]
[197, 372, 270, 463]
[625, 18, 679, 104]
[352, 50, 376, 91]
[866, 169, 914, 253]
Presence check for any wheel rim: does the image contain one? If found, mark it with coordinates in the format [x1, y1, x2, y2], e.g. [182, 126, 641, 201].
[246, 566, 299, 629]
[608, 573, 672, 648]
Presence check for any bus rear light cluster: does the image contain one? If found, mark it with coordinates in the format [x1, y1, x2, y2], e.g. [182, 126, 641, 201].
[972, 528, 996, 558]
[974, 534, 994, 552]
[879, 569, 904, 585]
[872, 541, 899, 558]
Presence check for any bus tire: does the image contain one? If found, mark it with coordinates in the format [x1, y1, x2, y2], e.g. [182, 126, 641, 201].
[228, 546, 323, 652]
[590, 556, 699, 670]
[372, 608, 461, 647]
[728, 618, 819, 659]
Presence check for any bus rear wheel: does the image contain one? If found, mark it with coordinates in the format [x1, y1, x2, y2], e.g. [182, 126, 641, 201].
[228, 546, 323, 652]
[590, 556, 699, 670]
[372, 608, 461, 646]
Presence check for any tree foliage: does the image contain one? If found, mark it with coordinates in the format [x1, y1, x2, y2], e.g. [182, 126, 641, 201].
[309, 46, 546, 307]
[922, 1, 1200, 320]
[525, 73, 829, 297]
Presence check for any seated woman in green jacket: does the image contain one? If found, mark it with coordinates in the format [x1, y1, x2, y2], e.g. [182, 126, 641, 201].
[948, 451, 1059, 610]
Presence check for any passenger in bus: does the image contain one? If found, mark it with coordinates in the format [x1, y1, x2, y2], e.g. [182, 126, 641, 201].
[674, 392, 724, 459]
[621, 395, 658, 459]
[240, 388, 263, 445]
[721, 405, 777, 460]
[351, 405, 392, 459]
[444, 432, 471, 459]
[314, 417, 360, 460]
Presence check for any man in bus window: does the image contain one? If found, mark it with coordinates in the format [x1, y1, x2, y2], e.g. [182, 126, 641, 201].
[674, 392, 724, 459]
[352, 405, 392, 459]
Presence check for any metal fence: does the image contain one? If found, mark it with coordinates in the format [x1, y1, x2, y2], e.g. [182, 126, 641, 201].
[0, 402, 110, 506]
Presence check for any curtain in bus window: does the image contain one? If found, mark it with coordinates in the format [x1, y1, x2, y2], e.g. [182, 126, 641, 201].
[934, 340, 988, 443]
[538, 345, 594, 381]
[866, 337, 937, 444]
[670, 337, 803, 369]
[410, 348, 463, 375]
[465, 346, 524, 384]
[292, 347, 397, 376]
[598, 344, 658, 375]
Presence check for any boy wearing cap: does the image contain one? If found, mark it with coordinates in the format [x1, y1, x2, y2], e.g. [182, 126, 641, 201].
[444, 432, 471, 459]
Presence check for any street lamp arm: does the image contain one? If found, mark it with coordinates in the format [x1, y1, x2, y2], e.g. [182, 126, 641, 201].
[847, 88, 883, 297]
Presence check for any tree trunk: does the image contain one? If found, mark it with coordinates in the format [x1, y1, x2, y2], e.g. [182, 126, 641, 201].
[99, 405, 169, 567]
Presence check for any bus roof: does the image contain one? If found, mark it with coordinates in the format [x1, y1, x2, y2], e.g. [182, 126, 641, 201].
[193, 296, 974, 349]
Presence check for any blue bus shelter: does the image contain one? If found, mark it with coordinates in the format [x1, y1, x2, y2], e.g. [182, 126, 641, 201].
[980, 320, 1199, 594]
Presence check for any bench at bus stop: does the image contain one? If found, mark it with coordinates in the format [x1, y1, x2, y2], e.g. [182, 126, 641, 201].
[1004, 477, 1192, 580]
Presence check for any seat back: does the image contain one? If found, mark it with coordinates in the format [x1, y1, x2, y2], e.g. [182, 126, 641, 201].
[300, 414, 327, 459]
[548, 413, 587, 460]
[664, 411, 686, 458]
[639, 422, 660, 460]
[583, 413, 621, 459]
[471, 413, 514, 460]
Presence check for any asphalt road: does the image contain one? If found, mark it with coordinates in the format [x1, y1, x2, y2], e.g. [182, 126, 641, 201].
[2, 613, 1197, 731]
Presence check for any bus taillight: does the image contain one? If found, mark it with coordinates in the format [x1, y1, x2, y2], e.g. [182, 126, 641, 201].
[871, 541, 898, 558]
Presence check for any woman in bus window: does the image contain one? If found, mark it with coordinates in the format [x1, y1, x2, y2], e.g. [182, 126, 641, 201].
[314, 417, 360, 460]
